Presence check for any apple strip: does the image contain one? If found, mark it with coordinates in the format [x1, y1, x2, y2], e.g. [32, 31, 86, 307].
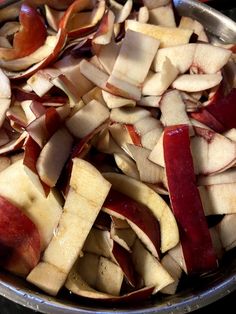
[132, 239, 174, 293]
[160, 254, 182, 295]
[163, 124, 217, 274]
[216, 214, 236, 251]
[103, 189, 161, 259]
[125, 20, 193, 48]
[149, 4, 176, 27]
[0, 68, 11, 98]
[93, 10, 115, 45]
[110, 221, 136, 251]
[0, 131, 26, 155]
[102, 90, 136, 109]
[27, 158, 111, 295]
[0, 99, 11, 128]
[114, 153, 140, 179]
[103, 172, 179, 253]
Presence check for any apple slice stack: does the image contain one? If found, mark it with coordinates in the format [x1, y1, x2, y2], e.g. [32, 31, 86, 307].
[0, 0, 235, 305]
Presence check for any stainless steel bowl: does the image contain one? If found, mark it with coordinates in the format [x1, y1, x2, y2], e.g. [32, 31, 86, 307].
[1, 0, 236, 313]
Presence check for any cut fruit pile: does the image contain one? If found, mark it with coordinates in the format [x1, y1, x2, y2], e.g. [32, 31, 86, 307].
[0, 0, 235, 304]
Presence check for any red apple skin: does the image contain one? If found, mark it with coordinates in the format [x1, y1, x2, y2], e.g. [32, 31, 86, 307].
[103, 189, 161, 258]
[112, 241, 137, 287]
[190, 110, 225, 133]
[163, 125, 218, 274]
[0, 195, 40, 277]
[0, 4, 47, 61]
[125, 124, 142, 147]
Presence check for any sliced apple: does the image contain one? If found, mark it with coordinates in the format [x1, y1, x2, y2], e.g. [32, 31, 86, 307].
[110, 107, 150, 124]
[125, 20, 193, 48]
[0, 131, 26, 155]
[28, 158, 111, 295]
[0, 68, 11, 99]
[138, 6, 149, 23]
[110, 221, 136, 251]
[192, 43, 232, 74]
[106, 75, 142, 100]
[163, 125, 217, 274]
[114, 153, 140, 179]
[153, 44, 196, 74]
[83, 228, 112, 258]
[149, 4, 176, 27]
[141, 127, 163, 150]
[160, 254, 182, 295]
[216, 214, 236, 251]
[110, 0, 133, 23]
[132, 239, 174, 293]
[103, 172, 179, 253]
[142, 58, 178, 96]
[0, 160, 62, 251]
[102, 90, 136, 109]
[0, 99, 11, 128]
[172, 73, 222, 92]
[198, 168, 236, 186]
[134, 116, 161, 137]
[93, 10, 115, 45]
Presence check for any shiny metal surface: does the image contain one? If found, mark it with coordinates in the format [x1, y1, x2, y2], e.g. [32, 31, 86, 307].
[0, 0, 236, 313]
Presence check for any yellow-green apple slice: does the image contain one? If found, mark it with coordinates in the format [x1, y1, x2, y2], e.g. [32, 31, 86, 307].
[103, 188, 161, 259]
[199, 183, 236, 215]
[27, 68, 60, 97]
[102, 90, 136, 109]
[149, 4, 176, 27]
[127, 144, 165, 184]
[93, 10, 115, 45]
[66, 99, 109, 138]
[132, 239, 174, 293]
[0, 68, 11, 99]
[163, 124, 217, 274]
[142, 58, 179, 96]
[36, 127, 73, 187]
[0, 195, 40, 277]
[109, 29, 160, 87]
[27, 158, 111, 295]
[153, 44, 196, 73]
[54, 55, 95, 97]
[198, 168, 236, 186]
[0, 3, 47, 61]
[192, 44, 232, 74]
[125, 20, 192, 48]
[160, 90, 192, 128]
[103, 172, 179, 253]
[160, 254, 182, 295]
[109, 0, 133, 23]
[216, 214, 236, 251]
[0, 160, 62, 252]
[172, 73, 222, 92]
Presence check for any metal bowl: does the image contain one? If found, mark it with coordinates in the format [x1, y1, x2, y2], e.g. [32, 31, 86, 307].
[1, 0, 236, 313]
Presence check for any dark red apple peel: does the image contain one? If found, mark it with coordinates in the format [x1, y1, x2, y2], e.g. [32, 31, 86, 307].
[0, 195, 40, 276]
[163, 124, 218, 274]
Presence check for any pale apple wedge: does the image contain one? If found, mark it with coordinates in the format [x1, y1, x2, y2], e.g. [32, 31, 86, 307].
[114, 153, 140, 179]
[110, 107, 150, 124]
[160, 90, 192, 128]
[148, 132, 165, 167]
[199, 183, 236, 215]
[93, 10, 115, 45]
[137, 96, 161, 108]
[44, 4, 64, 31]
[127, 144, 165, 184]
[110, 0, 133, 23]
[103, 173, 179, 253]
[94, 128, 123, 154]
[143, 0, 170, 9]
[138, 6, 149, 23]
[0, 160, 62, 251]
[65, 266, 154, 301]
[172, 73, 222, 92]
[109, 123, 135, 153]
[0, 68, 11, 99]
[198, 168, 236, 186]
[153, 44, 196, 74]
[66, 99, 109, 138]
[224, 128, 236, 142]
[83, 228, 112, 258]
[102, 90, 136, 109]
[0, 131, 26, 155]
[27, 68, 60, 97]
[192, 43, 232, 74]
[106, 75, 142, 100]
[168, 243, 187, 273]
[142, 59, 179, 96]
[160, 254, 182, 295]
[0, 99, 11, 128]
[110, 29, 160, 87]
[110, 223, 136, 252]
[82, 87, 106, 106]
[125, 20, 193, 48]
[132, 239, 174, 293]
[216, 214, 236, 251]
[54, 55, 94, 97]
[0, 156, 10, 172]
[36, 128, 73, 187]
[149, 4, 176, 27]
[134, 116, 161, 137]
[28, 159, 111, 295]
[141, 127, 163, 150]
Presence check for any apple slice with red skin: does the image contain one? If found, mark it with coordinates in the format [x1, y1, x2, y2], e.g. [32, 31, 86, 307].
[0, 131, 27, 155]
[0, 3, 47, 61]
[103, 189, 161, 259]
[0, 195, 40, 277]
[163, 124, 217, 274]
